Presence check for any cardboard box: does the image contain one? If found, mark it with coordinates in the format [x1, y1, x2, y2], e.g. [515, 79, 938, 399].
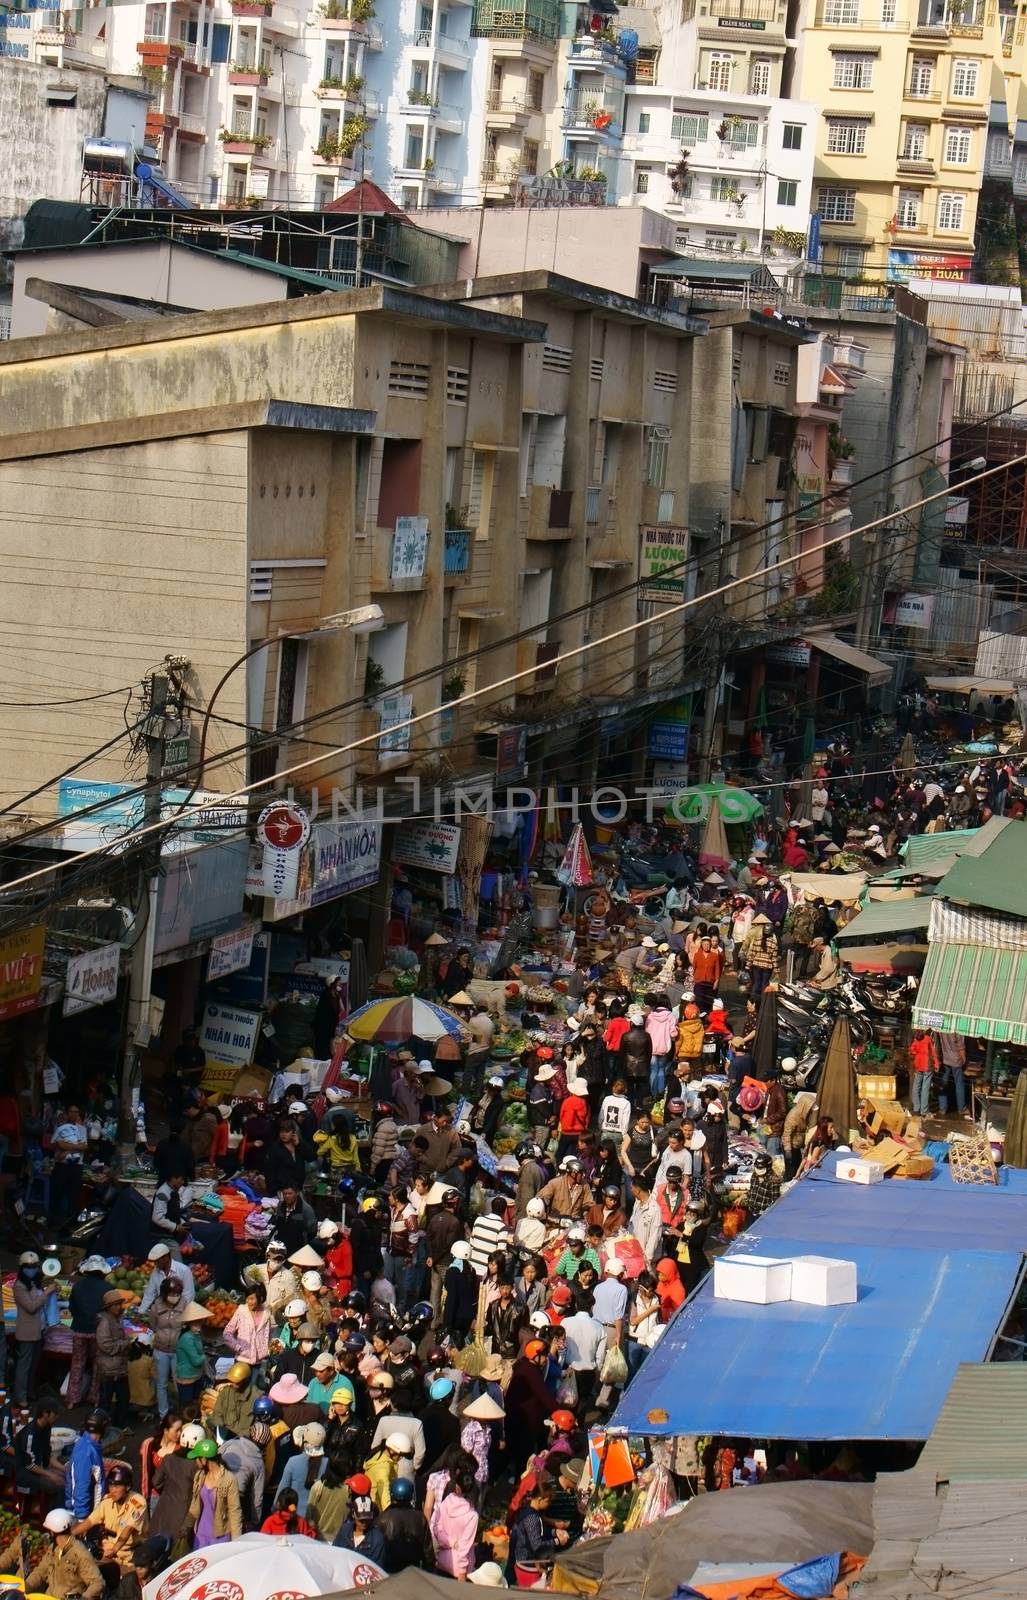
[789, 1255, 858, 1306]
[232, 1065, 272, 1101]
[866, 1099, 908, 1138]
[894, 1154, 935, 1181]
[837, 1156, 885, 1184]
[863, 1137, 911, 1173]
[714, 1255, 793, 1304]
[859, 1074, 898, 1101]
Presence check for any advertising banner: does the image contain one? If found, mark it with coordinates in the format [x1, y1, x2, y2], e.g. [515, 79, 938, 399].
[64, 942, 120, 1017]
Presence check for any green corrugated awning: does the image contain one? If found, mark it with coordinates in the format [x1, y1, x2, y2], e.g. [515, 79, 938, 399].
[935, 819, 1027, 919]
[918, 1365, 1027, 1483]
[900, 829, 979, 868]
[836, 896, 933, 942]
[913, 941, 1027, 1044]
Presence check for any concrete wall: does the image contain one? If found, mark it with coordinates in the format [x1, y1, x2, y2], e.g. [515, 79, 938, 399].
[0, 432, 249, 814]
[0, 59, 109, 287]
[11, 240, 289, 338]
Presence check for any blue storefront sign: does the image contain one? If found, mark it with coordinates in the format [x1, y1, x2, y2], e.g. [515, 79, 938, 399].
[648, 721, 690, 762]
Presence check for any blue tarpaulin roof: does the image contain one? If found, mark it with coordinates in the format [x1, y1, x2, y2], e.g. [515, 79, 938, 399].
[610, 1157, 1027, 1443]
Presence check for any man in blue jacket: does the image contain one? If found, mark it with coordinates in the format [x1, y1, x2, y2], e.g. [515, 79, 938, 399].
[65, 1412, 107, 1520]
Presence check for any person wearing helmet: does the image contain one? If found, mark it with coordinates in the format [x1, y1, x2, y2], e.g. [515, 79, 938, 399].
[184, 1438, 243, 1548]
[747, 1151, 781, 1219]
[424, 1188, 465, 1325]
[586, 1184, 627, 1238]
[440, 1240, 477, 1340]
[505, 1339, 558, 1475]
[22, 1508, 103, 1600]
[350, 1192, 386, 1295]
[12, 1252, 53, 1405]
[377, 1473, 431, 1573]
[538, 1160, 589, 1222]
[369, 1102, 400, 1182]
[554, 1227, 599, 1284]
[421, 1375, 460, 1466]
[363, 1429, 415, 1510]
[64, 1411, 108, 1522]
[259, 1240, 301, 1320]
[67, 1256, 111, 1409]
[149, 1424, 204, 1544]
[321, 1222, 355, 1297]
[207, 1360, 255, 1441]
[217, 1420, 269, 1530]
[72, 1464, 149, 1580]
[515, 1195, 548, 1255]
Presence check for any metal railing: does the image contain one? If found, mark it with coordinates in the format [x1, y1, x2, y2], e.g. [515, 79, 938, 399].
[177, 112, 207, 134]
[444, 529, 472, 574]
[711, 0, 780, 18]
[470, 0, 560, 43]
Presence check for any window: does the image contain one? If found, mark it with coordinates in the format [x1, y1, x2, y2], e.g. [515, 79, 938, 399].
[672, 112, 709, 142]
[824, 0, 860, 20]
[827, 116, 868, 153]
[818, 185, 856, 220]
[707, 52, 733, 90]
[711, 174, 743, 200]
[275, 638, 309, 732]
[896, 187, 921, 226]
[902, 121, 928, 158]
[638, 111, 651, 133]
[950, 58, 978, 97]
[881, 0, 896, 19]
[468, 449, 496, 540]
[777, 178, 798, 204]
[635, 166, 650, 192]
[837, 242, 867, 271]
[706, 230, 738, 251]
[729, 118, 759, 147]
[1015, 153, 1027, 186]
[388, 359, 430, 397]
[989, 132, 1012, 168]
[314, 175, 335, 207]
[772, 361, 791, 384]
[937, 190, 965, 230]
[908, 56, 934, 95]
[527, 69, 544, 110]
[523, 140, 540, 175]
[832, 51, 874, 88]
[646, 430, 670, 488]
[749, 57, 770, 94]
[944, 124, 972, 164]
[783, 122, 803, 149]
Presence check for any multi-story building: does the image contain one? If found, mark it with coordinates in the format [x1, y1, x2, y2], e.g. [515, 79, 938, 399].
[787, 0, 1000, 283]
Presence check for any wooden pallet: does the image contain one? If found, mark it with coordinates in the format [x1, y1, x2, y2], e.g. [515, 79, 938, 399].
[949, 1132, 998, 1185]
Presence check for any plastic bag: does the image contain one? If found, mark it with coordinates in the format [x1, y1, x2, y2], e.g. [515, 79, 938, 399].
[557, 1369, 579, 1406]
[600, 1344, 628, 1386]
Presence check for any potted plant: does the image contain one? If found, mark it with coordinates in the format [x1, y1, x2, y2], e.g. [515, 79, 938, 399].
[441, 672, 465, 703]
[668, 147, 691, 196]
[363, 658, 386, 702]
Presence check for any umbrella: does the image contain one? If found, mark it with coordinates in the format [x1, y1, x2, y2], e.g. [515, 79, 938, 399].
[896, 731, 917, 773]
[699, 796, 732, 871]
[818, 1016, 858, 1142]
[556, 821, 594, 888]
[344, 996, 468, 1044]
[666, 784, 764, 825]
[751, 990, 779, 1082]
[142, 1534, 385, 1600]
[801, 716, 817, 764]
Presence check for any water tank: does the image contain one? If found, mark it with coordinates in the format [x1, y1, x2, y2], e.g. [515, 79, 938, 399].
[82, 137, 135, 174]
[619, 26, 638, 56]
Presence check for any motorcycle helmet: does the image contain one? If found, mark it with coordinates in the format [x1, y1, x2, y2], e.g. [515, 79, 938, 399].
[342, 1334, 367, 1353]
[361, 1193, 383, 1213]
[226, 1361, 252, 1384]
[526, 1197, 546, 1218]
[338, 1175, 360, 1199]
[252, 1396, 275, 1421]
[44, 1509, 75, 1535]
[301, 1270, 323, 1292]
[181, 1423, 206, 1449]
[317, 1219, 340, 1240]
[187, 1439, 219, 1460]
[385, 1432, 413, 1456]
[107, 1465, 133, 1486]
[429, 1377, 455, 1402]
[344, 1290, 367, 1312]
[529, 1311, 551, 1330]
[549, 1409, 576, 1433]
[266, 1239, 287, 1257]
[368, 1371, 395, 1391]
[284, 1299, 307, 1320]
[85, 1410, 109, 1434]
[602, 1184, 621, 1200]
[406, 1300, 433, 1325]
[781, 1057, 797, 1072]
[389, 1477, 415, 1504]
[516, 1140, 541, 1161]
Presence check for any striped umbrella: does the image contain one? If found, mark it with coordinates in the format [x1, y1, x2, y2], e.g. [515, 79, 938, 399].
[344, 995, 469, 1043]
[665, 783, 764, 825]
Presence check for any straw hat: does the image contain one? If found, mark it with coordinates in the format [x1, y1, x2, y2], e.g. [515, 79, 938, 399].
[288, 1245, 323, 1270]
[462, 1393, 505, 1421]
[181, 1301, 212, 1325]
[479, 1354, 506, 1383]
[425, 932, 450, 947]
[753, 913, 771, 925]
[448, 990, 474, 1007]
[419, 1075, 453, 1096]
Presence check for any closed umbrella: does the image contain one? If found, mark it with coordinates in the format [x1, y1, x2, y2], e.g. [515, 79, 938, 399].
[896, 731, 917, 773]
[348, 936, 368, 1011]
[818, 1016, 857, 1142]
[699, 795, 732, 871]
[751, 990, 779, 1082]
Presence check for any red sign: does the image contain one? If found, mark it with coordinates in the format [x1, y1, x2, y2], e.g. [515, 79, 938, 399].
[0, 925, 45, 1022]
[188, 1583, 243, 1600]
[256, 803, 309, 852]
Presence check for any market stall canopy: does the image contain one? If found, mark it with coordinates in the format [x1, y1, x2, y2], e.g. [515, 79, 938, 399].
[142, 1533, 385, 1600]
[838, 941, 926, 973]
[900, 827, 984, 870]
[916, 1363, 1027, 1484]
[855, 1465, 1027, 1599]
[782, 870, 868, 901]
[925, 674, 1020, 695]
[934, 817, 1027, 920]
[807, 631, 892, 684]
[665, 784, 763, 825]
[914, 941, 1027, 1045]
[608, 1160, 1027, 1443]
[344, 996, 468, 1043]
[835, 897, 933, 943]
[551, 1480, 875, 1600]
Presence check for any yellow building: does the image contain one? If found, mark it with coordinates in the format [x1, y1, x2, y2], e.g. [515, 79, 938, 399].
[789, 0, 1000, 283]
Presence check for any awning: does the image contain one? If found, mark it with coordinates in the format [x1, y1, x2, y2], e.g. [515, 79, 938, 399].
[900, 828, 980, 869]
[781, 870, 868, 901]
[914, 941, 1027, 1044]
[836, 896, 933, 942]
[839, 941, 927, 973]
[808, 632, 892, 684]
[609, 1168, 1027, 1442]
[926, 674, 1019, 695]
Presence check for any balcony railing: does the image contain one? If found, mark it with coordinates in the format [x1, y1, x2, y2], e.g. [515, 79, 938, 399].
[486, 90, 542, 112]
[710, 0, 779, 18]
[444, 528, 472, 574]
[470, 0, 559, 43]
[177, 111, 207, 134]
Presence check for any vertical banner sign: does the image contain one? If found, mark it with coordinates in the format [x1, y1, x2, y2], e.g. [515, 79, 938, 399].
[256, 802, 311, 902]
[0, 926, 46, 1021]
[639, 526, 690, 603]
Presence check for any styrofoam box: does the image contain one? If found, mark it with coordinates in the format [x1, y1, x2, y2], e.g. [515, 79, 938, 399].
[789, 1254, 858, 1307]
[714, 1254, 793, 1304]
[836, 1156, 884, 1185]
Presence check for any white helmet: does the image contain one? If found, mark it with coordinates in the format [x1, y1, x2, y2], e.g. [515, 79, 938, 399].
[44, 1509, 75, 1535]
[781, 1057, 798, 1071]
[317, 1219, 340, 1240]
[526, 1197, 546, 1219]
[385, 1431, 413, 1455]
[284, 1298, 307, 1319]
[301, 1270, 323, 1292]
[529, 1311, 551, 1330]
[180, 1423, 205, 1449]
[266, 1239, 287, 1257]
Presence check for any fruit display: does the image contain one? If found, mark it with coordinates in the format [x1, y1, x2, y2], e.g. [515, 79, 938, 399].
[104, 1262, 152, 1307]
[0, 1506, 47, 1564]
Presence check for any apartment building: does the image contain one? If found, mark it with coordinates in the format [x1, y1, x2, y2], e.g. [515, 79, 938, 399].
[787, 0, 999, 282]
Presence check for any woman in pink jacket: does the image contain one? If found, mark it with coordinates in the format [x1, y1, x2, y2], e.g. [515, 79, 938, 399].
[222, 1283, 272, 1380]
[429, 1461, 480, 1579]
[645, 998, 678, 1101]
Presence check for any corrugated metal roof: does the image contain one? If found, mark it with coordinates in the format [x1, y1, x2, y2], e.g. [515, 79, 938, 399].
[936, 818, 1027, 919]
[808, 631, 892, 684]
[918, 1365, 1027, 1483]
[914, 940, 1027, 1044]
[836, 896, 933, 942]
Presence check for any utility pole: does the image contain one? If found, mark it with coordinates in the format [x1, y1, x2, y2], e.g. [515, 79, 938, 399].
[121, 672, 168, 1141]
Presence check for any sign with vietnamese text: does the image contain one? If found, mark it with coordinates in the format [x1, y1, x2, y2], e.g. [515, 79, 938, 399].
[639, 525, 689, 603]
[208, 922, 257, 983]
[310, 818, 382, 904]
[894, 591, 935, 630]
[0, 926, 46, 1022]
[199, 1001, 261, 1068]
[379, 694, 412, 754]
[257, 801, 310, 902]
[767, 639, 812, 667]
[648, 716, 690, 762]
[887, 249, 973, 284]
[63, 942, 120, 1017]
[393, 820, 462, 875]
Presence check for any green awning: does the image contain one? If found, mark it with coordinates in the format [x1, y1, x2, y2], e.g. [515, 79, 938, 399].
[935, 819, 1027, 920]
[900, 829, 979, 869]
[913, 941, 1027, 1044]
[836, 896, 932, 942]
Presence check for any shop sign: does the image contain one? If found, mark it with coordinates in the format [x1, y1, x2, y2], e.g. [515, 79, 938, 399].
[648, 718, 690, 762]
[207, 922, 257, 983]
[161, 789, 248, 851]
[209, 929, 270, 1008]
[718, 13, 764, 24]
[162, 732, 191, 778]
[767, 639, 812, 667]
[650, 760, 690, 797]
[63, 942, 120, 1017]
[0, 925, 46, 1021]
[310, 818, 382, 905]
[199, 1001, 261, 1067]
[155, 837, 250, 954]
[379, 694, 412, 754]
[57, 779, 141, 829]
[392, 820, 462, 875]
[257, 802, 310, 903]
[391, 516, 430, 580]
[893, 591, 935, 629]
[639, 525, 689, 603]
[887, 249, 972, 284]
[496, 726, 527, 777]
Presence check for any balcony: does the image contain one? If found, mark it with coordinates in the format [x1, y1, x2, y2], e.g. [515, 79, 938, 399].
[231, 0, 272, 13]
[570, 32, 630, 70]
[400, 95, 464, 131]
[485, 90, 541, 122]
[829, 456, 855, 485]
[904, 85, 941, 102]
[444, 528, 472, 576]
[311, 138, 356, 167]
[411, 29, 470, 68]
[897, 155, 935, 173]
[315, 74, 364, 100]
[228, 63, 270, 84]
[137, 32, 185, 63]
[564, 95, 622, 138]
[317, 1, 378, 38]
[470, 0, 559, 45]
[177, 111, 207, 138]
[220, 130, 279, 159]
[36, 24, 75, 45]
